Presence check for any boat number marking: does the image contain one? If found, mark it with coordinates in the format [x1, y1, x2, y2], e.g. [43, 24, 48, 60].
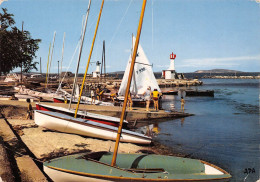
[136, 67, 146, 75]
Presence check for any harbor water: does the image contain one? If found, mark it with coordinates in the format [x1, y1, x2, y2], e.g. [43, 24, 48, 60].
[154, 79, 259, 181]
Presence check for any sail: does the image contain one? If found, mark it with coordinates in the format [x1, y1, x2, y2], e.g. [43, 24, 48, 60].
[118, 36, 160, 96]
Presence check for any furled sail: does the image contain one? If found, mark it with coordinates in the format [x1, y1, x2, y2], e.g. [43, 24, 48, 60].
[118, 36, 160, 96]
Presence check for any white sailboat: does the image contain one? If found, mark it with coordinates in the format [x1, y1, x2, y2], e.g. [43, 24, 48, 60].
[118, 36, 161, 97]
[35, 110, 151, 144]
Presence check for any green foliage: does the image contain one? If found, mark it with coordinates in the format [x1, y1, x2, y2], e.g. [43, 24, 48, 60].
[0, 8, 41, 75]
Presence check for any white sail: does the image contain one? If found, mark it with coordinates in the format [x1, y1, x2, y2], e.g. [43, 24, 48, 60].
[118, 36, 160, 96]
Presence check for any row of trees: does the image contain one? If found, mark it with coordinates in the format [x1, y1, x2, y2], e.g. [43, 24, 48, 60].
[0, 8, 41, 75]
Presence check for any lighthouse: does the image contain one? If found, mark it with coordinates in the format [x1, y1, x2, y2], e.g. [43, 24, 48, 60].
[162, 52, 177, 79]
[93, 61, 101, 78]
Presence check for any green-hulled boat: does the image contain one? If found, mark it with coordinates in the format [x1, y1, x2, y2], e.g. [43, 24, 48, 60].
[44, 151, 231, 182]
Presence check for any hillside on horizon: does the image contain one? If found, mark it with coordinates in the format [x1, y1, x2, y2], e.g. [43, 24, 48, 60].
[194, 69, 243, 73]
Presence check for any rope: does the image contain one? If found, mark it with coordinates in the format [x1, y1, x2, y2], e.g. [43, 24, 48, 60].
[56, 40, 81, 93]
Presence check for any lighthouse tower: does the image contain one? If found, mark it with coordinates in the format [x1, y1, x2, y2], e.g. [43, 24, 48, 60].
[168, 52, 176, 71]
[93, 61, 101, 78]
[162, 52, 177, 79]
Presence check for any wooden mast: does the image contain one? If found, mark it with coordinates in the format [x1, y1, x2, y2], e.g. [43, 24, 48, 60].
[111, 0, 147, 167]
[74, 0, 105, 117]
[69, 0, 92, 110]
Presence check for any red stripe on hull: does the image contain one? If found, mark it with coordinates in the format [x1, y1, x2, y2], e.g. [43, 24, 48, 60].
[53, 98, 64, 103]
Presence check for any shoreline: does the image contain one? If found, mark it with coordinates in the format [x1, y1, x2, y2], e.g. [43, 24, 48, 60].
[0, 100, 185, 181]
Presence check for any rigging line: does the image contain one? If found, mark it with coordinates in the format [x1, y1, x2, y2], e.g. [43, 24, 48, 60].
[56, 39, 81, 93]
[47, 31, 56, 86]
[107, 0, 134, 50]
[57, 11, 92, 92]
[85, 13, 99, 38]
[135, 61, 153, 67]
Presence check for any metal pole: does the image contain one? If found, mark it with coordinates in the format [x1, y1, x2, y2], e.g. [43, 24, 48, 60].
[60, 32, 65, 83]
[111, 0, 147, 167]
[47, 31, 56, 86]
[74, 0, 105, 117]
[103, 41, 106, 81]
[20, 21, 24, 83]
[58, 60, 59, 79]
[69, 0, 92, 110]
[40, 57, 42, 74]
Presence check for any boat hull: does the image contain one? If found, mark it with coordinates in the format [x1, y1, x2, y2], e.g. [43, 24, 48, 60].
[53, 97, 66, 103]
[34, 110, 151, 144]
[35, 103, 127, 127]
[43, 152, 231, 182]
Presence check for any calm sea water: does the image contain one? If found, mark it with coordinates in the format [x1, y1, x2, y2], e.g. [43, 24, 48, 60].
[153, 79, 259, 182]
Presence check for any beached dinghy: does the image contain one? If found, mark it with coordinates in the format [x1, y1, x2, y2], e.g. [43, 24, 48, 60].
[43, 151, 231, 182]
[34, 110, 151, 144]
[35, 103, 128, 127]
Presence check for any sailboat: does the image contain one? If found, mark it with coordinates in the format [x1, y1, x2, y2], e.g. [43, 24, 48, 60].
[35, 103, 128, 127]
[118, 36, 160, 96]
[35, 110, 150, 144]
[117, 35, 161, 107]
[41, 0, 231, 181]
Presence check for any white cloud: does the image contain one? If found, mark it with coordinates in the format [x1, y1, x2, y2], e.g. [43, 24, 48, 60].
[180, 55, 260, 68]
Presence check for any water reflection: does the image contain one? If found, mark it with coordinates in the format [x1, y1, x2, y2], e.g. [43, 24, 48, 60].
[181, 118, 185, 127]
[138, 123, 161, 137]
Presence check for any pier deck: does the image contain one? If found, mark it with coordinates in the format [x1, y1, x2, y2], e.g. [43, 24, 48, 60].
[0, 100, 192, 121]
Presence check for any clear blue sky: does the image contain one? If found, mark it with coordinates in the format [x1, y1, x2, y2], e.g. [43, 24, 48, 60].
[2, 0, 260, 73]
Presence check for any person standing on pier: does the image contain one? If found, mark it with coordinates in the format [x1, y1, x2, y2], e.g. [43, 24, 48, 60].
[127, 92, 133, 111]
[143, 86, 151, 111]
[96, 87, 100, 101]
[152, 88, 161, 111]
[26, 98, 33, 120]
[181, 96, 185, 112]
[90, 89, 96, 104]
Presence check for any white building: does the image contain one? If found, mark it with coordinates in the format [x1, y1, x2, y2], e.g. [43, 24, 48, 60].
[93, 61, 101, 78]
[162, 52, 177, 79]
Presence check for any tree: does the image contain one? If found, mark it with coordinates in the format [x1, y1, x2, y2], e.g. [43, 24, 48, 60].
[0, 8, 41, 75]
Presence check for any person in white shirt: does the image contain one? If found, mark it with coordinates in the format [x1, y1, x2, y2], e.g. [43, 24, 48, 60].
[143, 86, 151, 111]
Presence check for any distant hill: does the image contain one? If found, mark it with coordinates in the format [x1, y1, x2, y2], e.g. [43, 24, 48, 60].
[194, 69, 243, 73]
